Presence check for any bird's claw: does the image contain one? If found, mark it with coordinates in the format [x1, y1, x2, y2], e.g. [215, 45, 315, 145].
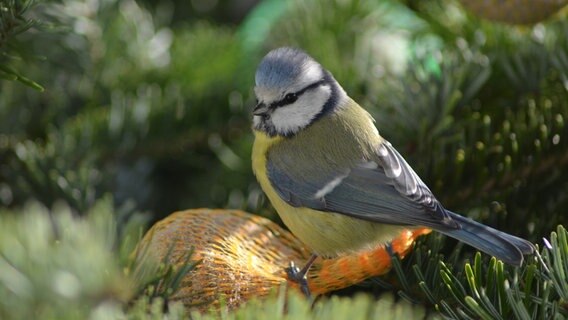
[285, 261, 311, 297]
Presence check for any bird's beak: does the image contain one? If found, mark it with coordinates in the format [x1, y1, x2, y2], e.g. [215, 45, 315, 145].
[253, 103, 269, 116]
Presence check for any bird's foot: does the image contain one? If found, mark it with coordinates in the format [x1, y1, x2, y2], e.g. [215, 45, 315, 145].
[286, 261, 311, 297]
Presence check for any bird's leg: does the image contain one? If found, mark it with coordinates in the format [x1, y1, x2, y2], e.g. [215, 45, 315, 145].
[286, 254, 318, 297]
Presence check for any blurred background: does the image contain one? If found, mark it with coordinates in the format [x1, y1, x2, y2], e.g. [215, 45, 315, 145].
[0, 0, 567, 317]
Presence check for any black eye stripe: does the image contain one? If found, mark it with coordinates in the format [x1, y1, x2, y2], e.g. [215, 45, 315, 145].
[296, 79, 327, 95]
[270, 79, 327, 109]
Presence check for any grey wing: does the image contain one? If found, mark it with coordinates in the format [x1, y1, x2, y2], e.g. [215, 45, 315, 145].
[267, 140, 460, 230]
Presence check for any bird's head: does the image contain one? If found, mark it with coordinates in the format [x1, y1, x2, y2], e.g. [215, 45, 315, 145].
[253, 47, 346, 137]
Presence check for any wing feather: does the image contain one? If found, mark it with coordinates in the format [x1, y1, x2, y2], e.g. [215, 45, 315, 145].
[267, 140, 459, 230]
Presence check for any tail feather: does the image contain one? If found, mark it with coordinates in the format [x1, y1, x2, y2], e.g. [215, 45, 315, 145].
[439, 211, 535, 266]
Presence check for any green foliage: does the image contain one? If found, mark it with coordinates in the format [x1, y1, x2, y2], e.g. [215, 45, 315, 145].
[0, 0, 256, 217]
[0, 0, 44, 90]
[0, 197, 199, 319]
[0, 198, 130, 319]
[190, 288, 438, 320]
[373, 225, 568, 319]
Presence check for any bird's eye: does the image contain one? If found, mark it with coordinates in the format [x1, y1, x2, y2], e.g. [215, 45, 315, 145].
[283, 93, 298, 104]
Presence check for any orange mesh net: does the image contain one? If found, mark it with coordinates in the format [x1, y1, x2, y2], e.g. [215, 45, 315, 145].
[137, 209, 430, 311]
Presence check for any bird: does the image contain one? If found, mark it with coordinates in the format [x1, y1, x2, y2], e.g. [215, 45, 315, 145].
[251, 47, 535, 293]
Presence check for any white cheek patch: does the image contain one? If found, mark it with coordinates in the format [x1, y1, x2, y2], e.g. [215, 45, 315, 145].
[270, 85, 332, 135]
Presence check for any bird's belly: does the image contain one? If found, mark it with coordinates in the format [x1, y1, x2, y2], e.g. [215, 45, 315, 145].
[276, 205, 405, 258]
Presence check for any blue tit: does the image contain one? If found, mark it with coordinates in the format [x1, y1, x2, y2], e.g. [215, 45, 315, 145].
[251, 47, 534, 285]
